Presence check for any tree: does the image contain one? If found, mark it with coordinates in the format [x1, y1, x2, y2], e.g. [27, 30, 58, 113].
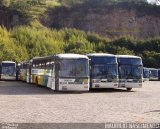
[1, 0, 11, 7]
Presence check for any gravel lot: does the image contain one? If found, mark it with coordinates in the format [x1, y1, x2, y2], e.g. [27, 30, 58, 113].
[0, 81, 160, 123]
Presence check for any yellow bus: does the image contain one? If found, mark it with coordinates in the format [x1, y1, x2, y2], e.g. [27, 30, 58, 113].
[30, 54, 90, 91]
[19, 62, 30, 82]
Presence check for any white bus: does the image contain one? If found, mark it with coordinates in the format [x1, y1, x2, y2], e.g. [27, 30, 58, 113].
[158, 69, 160, 81]
[117, 55, 143, 91]
[19, 62, 30, 82]
[149, 68, 159, 81]
[30, 54, 90, 91]
[143, 67, 150, 81]
[30, 56, 53, 86]
[0, 61, 16, 80]
[87, 53, 118, 89]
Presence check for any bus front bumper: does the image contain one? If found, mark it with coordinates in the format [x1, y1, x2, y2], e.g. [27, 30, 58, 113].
[59, 84, 89, 91]
[1, 75, 16, 80]
[118, 82, 142, 88]
[91, 82, 118, 88]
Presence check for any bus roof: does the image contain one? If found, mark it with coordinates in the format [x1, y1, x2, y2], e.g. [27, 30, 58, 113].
[1, 61, 16, 64]
[31, 55, 54, 63]
[31, 54, 89, 62]
[116, 55, 141, 59]
[86, 53, 115, 57]
[56, 54, 89, 59]
[143, 67, 149, 69]
[149, 68, 159, 70]
[19, 61, 29, 64]
[32, 55, 53, 60]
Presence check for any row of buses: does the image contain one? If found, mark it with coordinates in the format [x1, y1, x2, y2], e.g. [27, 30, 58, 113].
[0, 53, 159, 91]
[19, 53, 143, 91]
[143, 67, 160, 81]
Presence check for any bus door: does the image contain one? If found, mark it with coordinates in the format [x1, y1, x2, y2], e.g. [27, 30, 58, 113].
[47, 63, 55, 90]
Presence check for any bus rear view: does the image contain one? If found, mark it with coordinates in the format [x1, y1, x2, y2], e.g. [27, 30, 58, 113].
[0, 61, 16, 80]
[87, 53, 118, 89]
[117, 55, 143, 91]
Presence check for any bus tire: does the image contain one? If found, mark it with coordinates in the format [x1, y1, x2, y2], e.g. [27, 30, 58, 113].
[127, 88, 132, 91]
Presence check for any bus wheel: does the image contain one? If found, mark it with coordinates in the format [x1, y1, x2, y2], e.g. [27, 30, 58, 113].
[127, 88, 132, 91]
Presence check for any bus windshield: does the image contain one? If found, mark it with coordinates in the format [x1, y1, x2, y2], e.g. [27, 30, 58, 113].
[91, 56, 116, 64]
[1, 63, 16, 75]
[118, 58, 142, 65]
[92, 64, 117, 79]
[59, 59, 89, 78]
[119, 65, 142, 79]
[150, 70, 158, 78]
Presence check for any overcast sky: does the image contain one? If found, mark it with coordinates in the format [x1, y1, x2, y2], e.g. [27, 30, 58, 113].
[147, 0, 159, 4]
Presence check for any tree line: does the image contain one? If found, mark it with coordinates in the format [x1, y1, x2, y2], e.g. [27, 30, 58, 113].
[0, 21, 159, 68]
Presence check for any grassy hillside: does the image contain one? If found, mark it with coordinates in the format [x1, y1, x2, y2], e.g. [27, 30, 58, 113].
[0, 22, 159, 67]
[0, 0, 159, 67]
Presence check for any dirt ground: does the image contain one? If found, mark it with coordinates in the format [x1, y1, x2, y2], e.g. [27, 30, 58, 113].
[0, 81, 160, 123]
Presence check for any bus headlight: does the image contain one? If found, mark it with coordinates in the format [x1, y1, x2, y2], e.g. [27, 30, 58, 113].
[113, 78, 118, 82]
[120, 80, 125, 83]
[92, 79, 100, 83]
[114, 84, 118, 86]
[83, 79, 88, 84]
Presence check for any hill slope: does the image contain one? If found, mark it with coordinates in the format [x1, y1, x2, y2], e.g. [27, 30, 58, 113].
[42, 0, 160, 39]
[0, 0, 159, 67]
[0, 0, 160, 38]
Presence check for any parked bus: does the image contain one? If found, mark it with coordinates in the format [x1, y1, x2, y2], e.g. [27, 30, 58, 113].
[30, 56, 53, 86]
[158, 69, 160, 81]
[30, 54, 90, 91]
[117, 55, 143, 91]
[0, 61, 16, 80]
[87, 53, 118, 89]
[143, 67, 150, 81]
[149, 68, 158, 81]
[19, 62, 30, 82]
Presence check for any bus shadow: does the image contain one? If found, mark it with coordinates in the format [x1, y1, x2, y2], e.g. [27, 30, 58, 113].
[0, 81, 55, 95]
[0, 81, 89, 95]
[0, 81, 135, 95]
[89, 88, 135, 93]
[54, 88, 134, 94]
